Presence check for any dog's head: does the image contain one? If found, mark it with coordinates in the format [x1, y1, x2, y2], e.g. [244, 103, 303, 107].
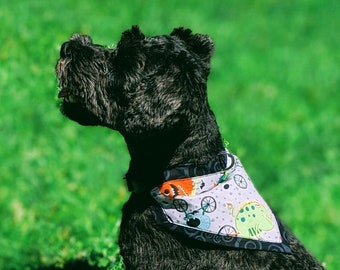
[56, 26, 214, 135]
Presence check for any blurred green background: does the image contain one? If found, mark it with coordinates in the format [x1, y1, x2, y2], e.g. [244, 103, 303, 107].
[0, 0, 339, 269]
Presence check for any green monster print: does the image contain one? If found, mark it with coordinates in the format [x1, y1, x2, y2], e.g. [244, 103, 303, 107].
[228, 201, 274, 239]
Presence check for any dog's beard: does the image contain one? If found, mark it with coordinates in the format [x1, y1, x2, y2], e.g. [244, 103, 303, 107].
[60, 101, 102, 126]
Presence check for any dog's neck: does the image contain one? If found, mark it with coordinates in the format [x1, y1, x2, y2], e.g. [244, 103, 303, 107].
[122, 114, 224, 194]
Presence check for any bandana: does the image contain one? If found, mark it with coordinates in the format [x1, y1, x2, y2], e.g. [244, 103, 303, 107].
[150, 149, 291, 253]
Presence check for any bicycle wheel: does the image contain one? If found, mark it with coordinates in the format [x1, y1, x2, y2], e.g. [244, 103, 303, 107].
[173, 199, 188, 212]
[201, 196, 217, 213]
[218, 225, 237, 236]
[233, 174, 247, 189]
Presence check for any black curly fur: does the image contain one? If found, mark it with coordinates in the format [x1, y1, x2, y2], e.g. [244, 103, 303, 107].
[56, 26, 323, 269]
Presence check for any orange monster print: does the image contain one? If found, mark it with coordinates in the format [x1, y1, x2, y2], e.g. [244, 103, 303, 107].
[159, 178, 195, 198]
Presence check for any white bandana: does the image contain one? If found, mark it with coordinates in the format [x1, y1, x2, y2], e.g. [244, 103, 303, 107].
[151, 150, 291, 253]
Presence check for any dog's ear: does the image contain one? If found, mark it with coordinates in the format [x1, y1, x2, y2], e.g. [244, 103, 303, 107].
[170, 27, 214, 62]
[115, 25, 145, 72]
[117, 25, 145, 53]
[121, 25, 145, 43]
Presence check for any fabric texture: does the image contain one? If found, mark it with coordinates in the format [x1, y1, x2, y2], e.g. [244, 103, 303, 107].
[150, 149, 291, 253]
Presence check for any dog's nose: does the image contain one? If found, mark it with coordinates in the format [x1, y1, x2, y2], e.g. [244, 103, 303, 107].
[60, 42, 71, 58]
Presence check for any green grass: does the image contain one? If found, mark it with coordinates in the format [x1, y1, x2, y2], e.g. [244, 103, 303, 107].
[0, 0, 339, 269]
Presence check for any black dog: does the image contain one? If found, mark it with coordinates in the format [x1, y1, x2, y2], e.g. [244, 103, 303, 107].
[56, 26, 323, 270]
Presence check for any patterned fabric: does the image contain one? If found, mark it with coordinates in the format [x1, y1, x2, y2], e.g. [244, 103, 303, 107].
[151, 149, 291, 253]
[163, 150, 230, 181]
